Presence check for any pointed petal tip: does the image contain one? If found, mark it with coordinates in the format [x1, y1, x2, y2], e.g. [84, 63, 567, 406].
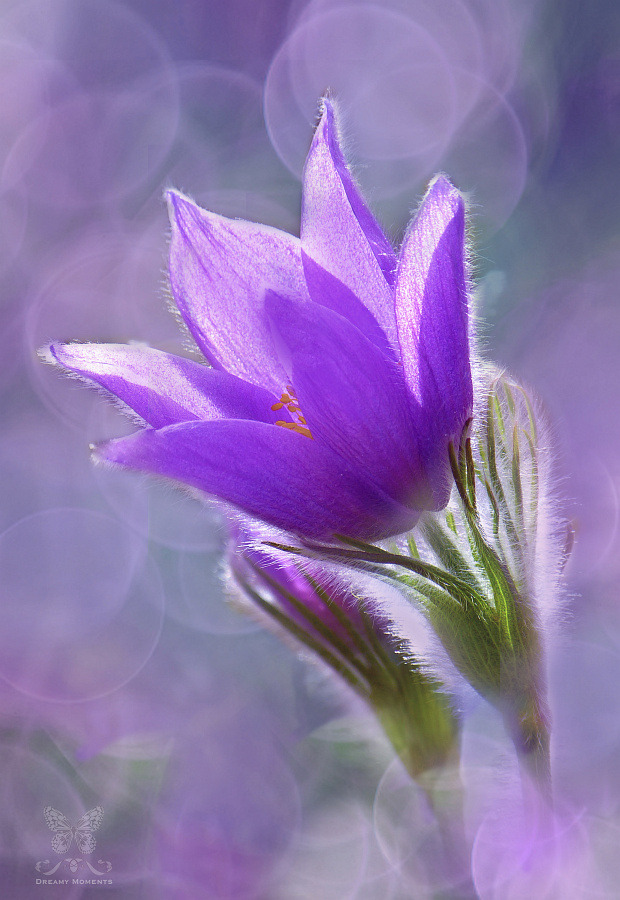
[165, 187, 187, 220]
[428, 173, 454, 191]
[311, 93, 342, 156]
[40, 341, 84, 370]
[91, 435, 129, 469]
[166, 188, 236, 236]
[164, 187, 186, 205]
[90, 440, 121, 471]
[426, 174, 464, 214]
[304, 93, 398, 297]
[38, 342, 60, 367]
[89, 440, 105, 465]
[165, 189, 204, 231]
[318, 92, 337, 125]
[42, 341, 94, 371]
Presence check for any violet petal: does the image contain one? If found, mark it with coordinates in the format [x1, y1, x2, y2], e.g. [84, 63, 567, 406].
[96, 419, 418, 541]
[265, 292, 430, 510]
[167, 190, 308, 394]
[395, 175, 473, 503]
[301, 254, 397, 360]
[48, 342, 284, 428]
[301, 99, 398, 352]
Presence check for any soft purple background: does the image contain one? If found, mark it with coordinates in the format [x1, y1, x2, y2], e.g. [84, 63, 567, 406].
[1, 0, 619, 896]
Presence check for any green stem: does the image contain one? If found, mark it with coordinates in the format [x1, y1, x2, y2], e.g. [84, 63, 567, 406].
[371, 659, 459, 782]
[504, 695, 553, 805]
[373, 685, 478, 897]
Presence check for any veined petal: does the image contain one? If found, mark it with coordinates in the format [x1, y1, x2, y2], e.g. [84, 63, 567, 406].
[301, 99, 398, 350]
[301, 254, 397, 359]
[96, 420, 418, 541]
[266, 292, 431, 510]
[395, 175, 473, 491]
[167, 190, 309, 394]
[237, 535, 372, 645]
[47, 342, 284, 428]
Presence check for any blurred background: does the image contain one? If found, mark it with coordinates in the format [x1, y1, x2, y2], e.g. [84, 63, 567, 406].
[0, 0, 619, 896]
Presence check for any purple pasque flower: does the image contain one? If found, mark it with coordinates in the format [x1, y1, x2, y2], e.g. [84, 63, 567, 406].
[231, 524, 386, 652]
[230, 525, 460, 778]
[46, 98, 472, 542]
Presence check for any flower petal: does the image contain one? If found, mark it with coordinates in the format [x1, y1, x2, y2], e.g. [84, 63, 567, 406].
[265, 292, 432, 510]
[301, 254, 397, 360]
[47, 342, 283, 428]
[301, 99, 398, 351]
[395, 175, 473, 490]
[96, 420, 417, 541]
[237, 535, 370, 645]
[167, 190, 308, 394]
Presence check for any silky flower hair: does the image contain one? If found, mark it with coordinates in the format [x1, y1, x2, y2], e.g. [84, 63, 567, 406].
[44, 97, 473, 545]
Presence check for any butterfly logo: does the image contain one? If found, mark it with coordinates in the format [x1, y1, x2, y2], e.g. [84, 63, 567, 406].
[43, 806, 104, 855]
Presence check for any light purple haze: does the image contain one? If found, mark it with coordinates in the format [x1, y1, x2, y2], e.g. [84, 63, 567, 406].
[1, 0, 620, 896]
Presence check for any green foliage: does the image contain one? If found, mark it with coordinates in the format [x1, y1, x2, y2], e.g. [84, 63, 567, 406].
[234, 560, 459, 781]
[291, 375, 551, 764]
[406, 374, 547, 710]
[243, 374, 556, 786]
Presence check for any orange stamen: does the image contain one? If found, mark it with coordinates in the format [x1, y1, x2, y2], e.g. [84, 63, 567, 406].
[271, 387, 313, 439]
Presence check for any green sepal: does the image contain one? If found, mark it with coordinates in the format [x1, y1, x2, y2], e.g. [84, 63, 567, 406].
[371, 663, 459, 779]
[420, 516, 486, 596]
[396, 572, 502, 697]
[234, 553, 461, 783]
[258, 375, 556, 789]
[236, 574, 369, 698]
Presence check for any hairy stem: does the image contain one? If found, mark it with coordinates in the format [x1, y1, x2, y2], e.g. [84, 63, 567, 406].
[504, 695, 553, 805]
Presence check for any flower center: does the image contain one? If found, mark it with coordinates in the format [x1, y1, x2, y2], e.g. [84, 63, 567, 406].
[271, 385, 313, 439]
